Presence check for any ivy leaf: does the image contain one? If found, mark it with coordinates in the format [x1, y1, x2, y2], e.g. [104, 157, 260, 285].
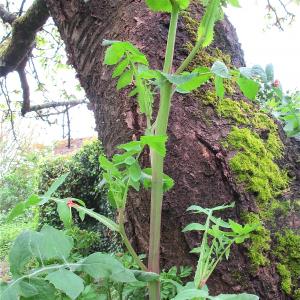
[211, 61, 230, 78]
[46, 269, 84, 300]
[237, 76, 260, 100]
[198, 0, 222, 47]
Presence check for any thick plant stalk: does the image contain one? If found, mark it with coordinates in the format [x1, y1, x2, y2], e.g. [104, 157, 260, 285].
[148, 5, 179, 300]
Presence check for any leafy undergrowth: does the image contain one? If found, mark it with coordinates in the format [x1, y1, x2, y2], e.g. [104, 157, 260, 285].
[0, 209, 38, 261]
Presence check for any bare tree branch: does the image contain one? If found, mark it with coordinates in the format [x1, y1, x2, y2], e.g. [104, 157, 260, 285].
[0, 0, 49, 77]
[25, 100, 87, 114]
[0, 4, 16, 24]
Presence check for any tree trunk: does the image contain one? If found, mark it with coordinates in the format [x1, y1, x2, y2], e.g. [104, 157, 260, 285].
[46, 1, 300, 298]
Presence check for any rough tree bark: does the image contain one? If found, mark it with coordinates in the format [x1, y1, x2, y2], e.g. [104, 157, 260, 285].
[45, 1, 300, 299]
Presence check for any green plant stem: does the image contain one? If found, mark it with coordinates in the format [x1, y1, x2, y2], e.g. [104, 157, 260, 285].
[148, 5, 179, 300]
[119, 209, 147, 271]
[175, 37, 204, 75]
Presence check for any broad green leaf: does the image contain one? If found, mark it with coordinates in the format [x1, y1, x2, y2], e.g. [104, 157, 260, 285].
[177, 67, 211, 92]
[104, 43, 126, 65]
[57, 201, 73, 228]
[31, 225, 73, 261]
[0, 283, 18, 300]
[74, 206, 119, 232]
[117, 69, 133, 90]
[197, 0, 222, 47]
[128, 161, 142, 182]
[9, 230, 37, 275]
[161, 72, 198, 85]
[215, 76, 225, 99]
[46, 269, 84, 300]
[99, 155, 120, 176]
[82, 253, 136, 283]
[18, 280, 39, 298]
[117, 141, 142, 152]
[237, 76, 260, 100]
[7, 194, 41, 222]
[41, 173, 69, 204]
[211, 61, 230, 78]
[141, 135, 167, 157]
[7, 202, 25, 222]
[23, 279, 57, 300]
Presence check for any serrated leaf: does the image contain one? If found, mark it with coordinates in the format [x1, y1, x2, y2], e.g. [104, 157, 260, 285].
[46, 269, 84, 300]
[141, 135, 167, 157]
[117, 69, 133, 90]
[182, 223, 206, 232]
[197, 0, 222, 47]
[128, 161, 142, 182]
[104, 44, 126, 65]
[117, 141, 143, 152]
[112, 58, 129, 78]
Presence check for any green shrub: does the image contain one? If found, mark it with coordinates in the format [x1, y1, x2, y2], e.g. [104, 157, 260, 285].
[0, 152, 40, 211]
[38, 139, 121, 252]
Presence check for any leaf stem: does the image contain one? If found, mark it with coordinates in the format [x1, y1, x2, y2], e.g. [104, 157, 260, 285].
[118, 208, 147, 271]
[148, 4, 179, 300]
[175, 37, 204, 75]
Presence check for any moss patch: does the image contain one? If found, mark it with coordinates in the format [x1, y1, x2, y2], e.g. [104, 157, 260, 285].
[274, 230, 300, 298]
